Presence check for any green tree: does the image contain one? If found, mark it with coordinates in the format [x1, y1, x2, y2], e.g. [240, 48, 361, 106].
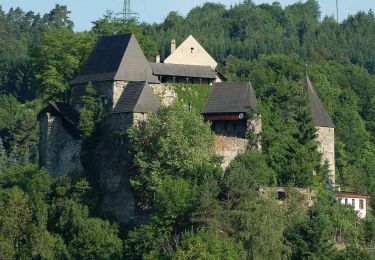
[32, 28, 96, 101]
[127, 101, 220, 209]
[78, 82, 104, 140]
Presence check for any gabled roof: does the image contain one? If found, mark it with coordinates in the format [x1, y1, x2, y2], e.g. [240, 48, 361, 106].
[112, 81, 160, 114]
[203, 82, 258, 114]
[38, 102, 80, 139]
[72, 34, 159, 84]
[150, 62, 216, 79]
[304, 74, 334, 128]
[164, 35, 218, 69]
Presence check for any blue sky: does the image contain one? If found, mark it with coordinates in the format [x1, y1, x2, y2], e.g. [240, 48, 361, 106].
[1, 0, 374, 31]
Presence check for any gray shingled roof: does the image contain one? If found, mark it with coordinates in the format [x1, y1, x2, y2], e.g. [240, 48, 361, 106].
[37, 102, 80, 139]
[150, 63, 216, 79]
[304, 74, 334, 128]
[203, 82, 258, 114]
[72, 34, 159, 84]
[112, 81, 160, 114]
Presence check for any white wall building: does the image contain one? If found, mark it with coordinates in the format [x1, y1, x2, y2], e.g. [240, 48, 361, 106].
[337, 193, 369, 219]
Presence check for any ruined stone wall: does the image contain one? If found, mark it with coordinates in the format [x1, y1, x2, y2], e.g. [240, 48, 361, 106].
[248, 114, 262, 150]
[317, 126, 335, 183]
[149, 83, 177, 106]
[213, 135, 248, 169]
[39, 113, 82, 178]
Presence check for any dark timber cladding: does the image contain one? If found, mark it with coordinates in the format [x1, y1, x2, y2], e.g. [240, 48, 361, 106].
[304, 74, 334, 128]
[112, 81, 159, 113]
[71, 34, 159, 84]
[203, 82, 257, 138]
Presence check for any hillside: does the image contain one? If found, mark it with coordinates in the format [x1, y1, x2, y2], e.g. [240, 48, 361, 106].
[0, 1, 375, 258]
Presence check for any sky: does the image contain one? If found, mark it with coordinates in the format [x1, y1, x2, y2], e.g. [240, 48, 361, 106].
[1, 0, 374, 32]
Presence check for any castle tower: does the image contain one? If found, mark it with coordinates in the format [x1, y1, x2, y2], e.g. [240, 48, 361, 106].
[304, 73, 335, 184]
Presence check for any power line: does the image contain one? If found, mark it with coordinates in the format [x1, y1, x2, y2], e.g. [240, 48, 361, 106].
[116, 0, 137, 20]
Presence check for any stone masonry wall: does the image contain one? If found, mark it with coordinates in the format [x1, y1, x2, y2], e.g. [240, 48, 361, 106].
[39, 113, 82, 178]
[214, 135, 248, 169]
[113, 81, 128, 109]
[248, 114, 262, 150]
[317, 126, 335, 183]
[149, 83, 177, 106]
[71, 81, 115, 111]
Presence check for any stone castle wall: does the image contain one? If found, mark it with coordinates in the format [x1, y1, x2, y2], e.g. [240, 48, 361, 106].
[104, 112, 148, 133]
[317, 126, 335, 183]
[71, 81, 128, 111]
[149, 83, 177, 106]
[213, 135, 248, 169]
[39, 113, 82, 178]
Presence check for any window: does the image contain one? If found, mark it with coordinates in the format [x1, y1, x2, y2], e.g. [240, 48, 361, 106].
[277, 191, 286, 201]
[191, 47, 194, 53]
[359, 199, 364, 210]
[344, 198, 348, 205]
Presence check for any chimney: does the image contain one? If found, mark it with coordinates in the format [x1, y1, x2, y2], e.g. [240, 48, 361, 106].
[171, 39, 176, 53]
[156, 55, 160, 63]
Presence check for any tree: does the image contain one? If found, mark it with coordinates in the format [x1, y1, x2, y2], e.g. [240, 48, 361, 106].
[127, 101, 221, 209]
[32, 28, 96, 101]
[43, 4, 74, 30]
[78, 82, 104, 140]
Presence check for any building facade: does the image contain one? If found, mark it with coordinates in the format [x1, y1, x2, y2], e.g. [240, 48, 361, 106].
[337, 193, 369, 219]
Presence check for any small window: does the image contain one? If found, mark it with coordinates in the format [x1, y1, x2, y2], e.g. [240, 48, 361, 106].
[344, 198, 348, 205]
[191, 47, 194, 53]
[359, 199, 364, 210]
[277, 191, 286, 201]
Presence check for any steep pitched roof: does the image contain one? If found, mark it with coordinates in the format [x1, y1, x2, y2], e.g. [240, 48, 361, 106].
[112, 81, 160, 114]
[72, 34, 159, 84]
[304, 74, 334, 128]
[203, 82, 258, 114]
[150, 62, 216, 79]
[38, 102, 80, 139]
[164, 35, 218, 69]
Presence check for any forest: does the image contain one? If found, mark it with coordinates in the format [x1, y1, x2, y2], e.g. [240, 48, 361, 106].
[1, 0, 375, 258]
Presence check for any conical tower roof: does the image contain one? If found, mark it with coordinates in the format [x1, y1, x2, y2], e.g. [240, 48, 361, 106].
[304, 73, 334, 128]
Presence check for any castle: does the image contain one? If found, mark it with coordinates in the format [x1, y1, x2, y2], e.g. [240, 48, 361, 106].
[39, 33, 337, 221]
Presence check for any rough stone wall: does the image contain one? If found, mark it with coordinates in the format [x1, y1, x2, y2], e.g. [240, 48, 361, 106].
[103, 113, 134, 133]
[39, 113, 82, 178]
[71, 81, 115, 111]
[259, 187, 316, 208]
[96, 139, 140, 224]
[113, 81, 128, 109]
[133, 113, 148, 126]
[104, 112, 148, 133]
[213, 135, 248, 169]
[149, 83, 177, 106]
[317, 127, 335, 183]
[248, 114, 262, 150]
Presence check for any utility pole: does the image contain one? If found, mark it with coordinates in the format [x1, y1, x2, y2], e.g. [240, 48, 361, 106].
[336, 0, 339, 23]
[117, 0, 137, 20]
